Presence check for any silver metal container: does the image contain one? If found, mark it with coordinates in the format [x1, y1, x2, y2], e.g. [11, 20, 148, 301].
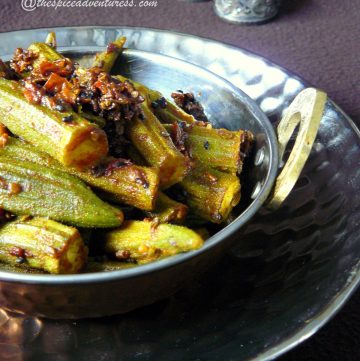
[214, 0, 282, 24]
[0, 47, 279, 318]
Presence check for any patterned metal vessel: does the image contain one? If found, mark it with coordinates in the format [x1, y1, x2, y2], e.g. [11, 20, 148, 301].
[214, 0, 282, 24]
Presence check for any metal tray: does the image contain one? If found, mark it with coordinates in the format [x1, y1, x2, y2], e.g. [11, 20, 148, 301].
[0, 26, 359, 360]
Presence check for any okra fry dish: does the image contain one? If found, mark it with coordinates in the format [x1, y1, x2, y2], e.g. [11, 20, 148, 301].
[0, 33, 254, 274]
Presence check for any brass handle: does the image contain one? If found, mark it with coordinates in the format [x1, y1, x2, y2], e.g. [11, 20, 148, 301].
[267, 88, 327, 210]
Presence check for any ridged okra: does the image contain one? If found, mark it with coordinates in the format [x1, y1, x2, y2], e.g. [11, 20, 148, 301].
[1, 137, 159, 211]
[100, 220, 204, 264]
[181, 166, 241, 223]
[146, 192, 188, 224]
[0, 78, 108, 168]
[125, 103, 191, 188]
[92, 36, 126, 73]
[0, 217, 87, 274]
[24, 42, 189, 185]
[0, 155, 123, 228]
[91, 163, 159, 211]
[30, 40, 196, 128]
[165, 123, 253, 174]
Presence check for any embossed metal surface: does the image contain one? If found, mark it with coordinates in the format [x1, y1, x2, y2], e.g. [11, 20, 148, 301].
[214, 0, 281, 24]
[0, 27, 359, 360]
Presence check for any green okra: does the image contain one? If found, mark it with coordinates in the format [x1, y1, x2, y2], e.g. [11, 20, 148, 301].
[28, 42, 64, 69]
[181, 166, 241, 224]
[23, 41, 190, 185]
[155, 99, 197, 124]
[115, 75, 197, 124]
[125, 103, 191, 188]
[92, 163, 159, 211]
[145, 192, 188, 224]
[27, 41, 196, 129]
[165, 123, 253, 174]
[92, 43, 194, 126]
[92, 36, 126, 73]
[0, 217, 87, 274]
[0, 78, 108, 168]
[1, 137, 159, 211]
[107, 77, 192, 188]
[0, 155, 123, 228]
[100, 220, 204, 264]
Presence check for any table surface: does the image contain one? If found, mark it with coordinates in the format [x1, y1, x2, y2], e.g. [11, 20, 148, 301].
[0, 0, 359, 360]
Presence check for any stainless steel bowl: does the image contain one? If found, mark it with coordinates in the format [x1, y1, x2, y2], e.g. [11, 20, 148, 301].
[0, 47, 280, 318]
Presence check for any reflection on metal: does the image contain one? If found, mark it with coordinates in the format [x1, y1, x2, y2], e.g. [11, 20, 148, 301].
[254, 147, 265, 166]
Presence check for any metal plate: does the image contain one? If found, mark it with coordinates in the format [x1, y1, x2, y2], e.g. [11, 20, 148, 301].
[0, 27, 359, 361]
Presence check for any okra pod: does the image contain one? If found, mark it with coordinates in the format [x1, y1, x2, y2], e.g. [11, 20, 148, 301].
[15, 43, 107, 129]
[146, 192, 188, 224]
[45, 32, 57, 49]
[93, 36, 126, 73]
[28, 42, 64, 68]
[165, 123, 253, 174]
[0, 78, 108, 168]
[181, 166, 241, 223]
[155, 99, 197, 124]
[0, 156, 123, 228]
[92, 163, 159, 210]
[1, 137, 159, 211]
[115, 75, 196, 124]
[100, 220, 204, 264]
[0, 217, 87, 274]
[126, 104, 191, 188]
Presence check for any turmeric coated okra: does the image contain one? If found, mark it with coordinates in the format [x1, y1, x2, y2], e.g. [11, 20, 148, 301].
[92, 36, 126, 73]
[180, 166, 242, 223]
[0, 217, 87, 274]
[100, 220, 204, 264]
[125, 105, 191, 188]
[0, 78, 108, 168]
[145, 192, 189, 224]
[164, 123, 253, 174]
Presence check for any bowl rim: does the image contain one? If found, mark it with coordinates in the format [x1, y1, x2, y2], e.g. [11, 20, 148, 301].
[0, 29, 279, 285]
